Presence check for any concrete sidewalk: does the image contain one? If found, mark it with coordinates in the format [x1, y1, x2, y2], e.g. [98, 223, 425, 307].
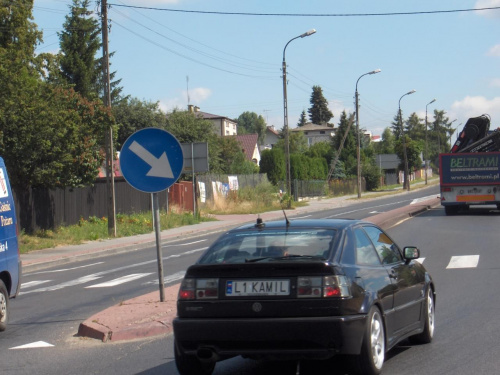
[21, 189, 441, 343]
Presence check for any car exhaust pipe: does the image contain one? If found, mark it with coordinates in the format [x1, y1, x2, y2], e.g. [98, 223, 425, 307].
[196, 347, 219, 362]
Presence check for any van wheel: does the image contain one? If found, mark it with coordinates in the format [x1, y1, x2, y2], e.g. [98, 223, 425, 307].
[0, 280, 9, 331]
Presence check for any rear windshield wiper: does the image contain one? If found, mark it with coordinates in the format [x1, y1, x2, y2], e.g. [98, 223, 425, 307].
[246, 255, 325, 263]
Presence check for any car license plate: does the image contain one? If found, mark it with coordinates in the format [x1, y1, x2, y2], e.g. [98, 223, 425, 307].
[226, 280, 290, 296]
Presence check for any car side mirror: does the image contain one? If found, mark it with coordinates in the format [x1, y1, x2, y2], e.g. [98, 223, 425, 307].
[403, 246, 420, 261]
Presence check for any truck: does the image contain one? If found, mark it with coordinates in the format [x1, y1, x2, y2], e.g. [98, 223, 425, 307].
[440, 114, 500, 215]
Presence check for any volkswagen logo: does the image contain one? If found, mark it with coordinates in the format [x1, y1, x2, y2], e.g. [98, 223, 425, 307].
[252, 302, 262, 312]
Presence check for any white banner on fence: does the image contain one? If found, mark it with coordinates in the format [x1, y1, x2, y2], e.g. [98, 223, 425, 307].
[228, 176, 239, 191]
[198, 181, 206, 203]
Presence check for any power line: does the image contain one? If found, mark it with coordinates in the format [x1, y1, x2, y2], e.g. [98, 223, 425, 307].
[108, 4, 500, 17]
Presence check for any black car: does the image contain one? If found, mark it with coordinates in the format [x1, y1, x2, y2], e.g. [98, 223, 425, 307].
[173, 218, 435, 375]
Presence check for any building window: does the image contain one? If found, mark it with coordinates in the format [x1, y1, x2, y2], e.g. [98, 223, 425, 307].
[320, 131, 325, 134]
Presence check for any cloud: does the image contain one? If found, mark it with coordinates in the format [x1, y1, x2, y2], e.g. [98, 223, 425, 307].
[487, 44, 500, 56]
[159, 87, 212, 112]
[450, 96, 500, 123]
[475, 0, 500, 18]
[491, 78, 500, 87]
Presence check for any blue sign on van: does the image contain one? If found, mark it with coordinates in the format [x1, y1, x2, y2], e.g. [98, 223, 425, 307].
[0, 156, 21, 331]
[120, 128, 184, 193]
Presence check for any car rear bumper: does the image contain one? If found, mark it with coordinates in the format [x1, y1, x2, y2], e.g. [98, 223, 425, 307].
[173, 314, 367, 360]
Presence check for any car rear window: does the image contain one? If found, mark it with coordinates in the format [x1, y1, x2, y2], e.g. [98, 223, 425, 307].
[198, 228, 337, 264]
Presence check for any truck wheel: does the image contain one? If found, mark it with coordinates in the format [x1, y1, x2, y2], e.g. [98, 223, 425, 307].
[444, 206, 458, 215]
[174, 340, 215, 375]
[352, 305, 385, 375]
[0, 280, 9, 331]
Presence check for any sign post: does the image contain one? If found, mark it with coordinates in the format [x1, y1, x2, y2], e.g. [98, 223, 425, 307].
[120, 128, 184, 301]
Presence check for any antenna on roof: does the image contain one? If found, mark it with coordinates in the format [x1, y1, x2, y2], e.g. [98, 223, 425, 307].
[279, 195, 290, 227]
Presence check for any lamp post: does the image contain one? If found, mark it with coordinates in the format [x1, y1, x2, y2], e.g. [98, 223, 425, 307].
[282, 29, 316, 196]
[399, 89, 416, 191]
[425, 98, 436, 185]
[355, 69, 381, 198]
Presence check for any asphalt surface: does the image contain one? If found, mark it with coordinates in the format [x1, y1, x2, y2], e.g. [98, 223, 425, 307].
[20, 190, 441, 343]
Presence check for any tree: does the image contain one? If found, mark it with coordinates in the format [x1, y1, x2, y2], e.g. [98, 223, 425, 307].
[165, 109, 223, 173]
[308, 85, 333, 125]
[113, 98, 167, 149]
[218, 136, 244, 174]
[373, 128, 395, 154]
[237, 111, 267, 145]
[394, 135, 422, 175]
[56, 0, 123, 102]
[331, 111, 356, 177]
[57, 0, 101, 99]
[297, 110, 307, 127]
[260, 148, 285, 185]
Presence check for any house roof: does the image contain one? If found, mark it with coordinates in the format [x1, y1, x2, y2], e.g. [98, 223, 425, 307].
[291, 122, 334, 132]
[266, 125, 280, 135]
[195, 111, 235, 122]
[235, 134, 259, 161]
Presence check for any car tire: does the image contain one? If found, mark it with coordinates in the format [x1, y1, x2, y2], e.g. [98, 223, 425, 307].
[174, 340, 215, 375]
[352, 305, 385, 375]
[0, 280, 9, 332]
[409, 288, 435, 344]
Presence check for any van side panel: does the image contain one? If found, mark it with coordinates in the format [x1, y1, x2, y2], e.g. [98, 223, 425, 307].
[0, 158, 20, 298]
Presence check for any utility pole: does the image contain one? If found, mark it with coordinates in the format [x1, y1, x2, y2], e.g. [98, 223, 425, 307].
[101, 0, 116, 236]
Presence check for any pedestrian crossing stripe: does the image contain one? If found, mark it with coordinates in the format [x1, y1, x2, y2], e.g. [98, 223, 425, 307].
[10, 341, 54, 350]
[85, 273, 152, 288]
[446, 255, 480, 269]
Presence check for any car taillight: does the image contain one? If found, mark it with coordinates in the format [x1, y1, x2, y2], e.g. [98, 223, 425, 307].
[297, 276, 350, 298]
[178, 278, 219, 300]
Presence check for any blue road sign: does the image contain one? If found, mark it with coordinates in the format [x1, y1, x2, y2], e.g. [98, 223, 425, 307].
[120, 128, 184, 193]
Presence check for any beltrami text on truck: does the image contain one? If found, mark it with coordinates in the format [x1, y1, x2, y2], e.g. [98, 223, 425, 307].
[441, 114, 500, 215]
[0, 156, 21, 331]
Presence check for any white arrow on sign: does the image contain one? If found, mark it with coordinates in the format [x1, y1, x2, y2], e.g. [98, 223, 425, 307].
[129, 141, 174, 178]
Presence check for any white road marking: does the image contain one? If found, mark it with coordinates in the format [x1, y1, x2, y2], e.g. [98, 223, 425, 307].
[411, 195, 439, 204]
[163, 239, 207, 248]
[20, 275, 103, 295]
[291, 215, 312, 219]
[27, 262, 105, 275]
[85, 273, 152, 288]
[10, 341, 54, 350]
[446, 255, 480, 269]
[21, 280, 51, 289]
[144, 271, 186, 285]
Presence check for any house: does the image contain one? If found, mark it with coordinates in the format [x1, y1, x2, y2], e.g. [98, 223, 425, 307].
[235, 134, 260, 165]
[290, 122, 335, 146]
[188, 105, 237, 136]
[261, 125, 280, 151]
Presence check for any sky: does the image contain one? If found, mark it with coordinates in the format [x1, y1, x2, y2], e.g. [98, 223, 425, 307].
[32, 0, 500, 140]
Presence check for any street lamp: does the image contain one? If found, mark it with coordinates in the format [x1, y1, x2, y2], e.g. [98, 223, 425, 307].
[399, 89, 416, 191]
[355, 69, 381, 198]
[282, 29, 316, 196]
[425, 98, 436, 185]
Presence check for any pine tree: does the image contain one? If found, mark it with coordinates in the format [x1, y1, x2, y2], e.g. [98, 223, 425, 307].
[308, 85, 333, 125]
[297, 110, 307, 127]
[57, 0, 122, 102]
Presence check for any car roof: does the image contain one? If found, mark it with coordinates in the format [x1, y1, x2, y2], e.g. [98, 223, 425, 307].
[231, 218, 371, 231]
